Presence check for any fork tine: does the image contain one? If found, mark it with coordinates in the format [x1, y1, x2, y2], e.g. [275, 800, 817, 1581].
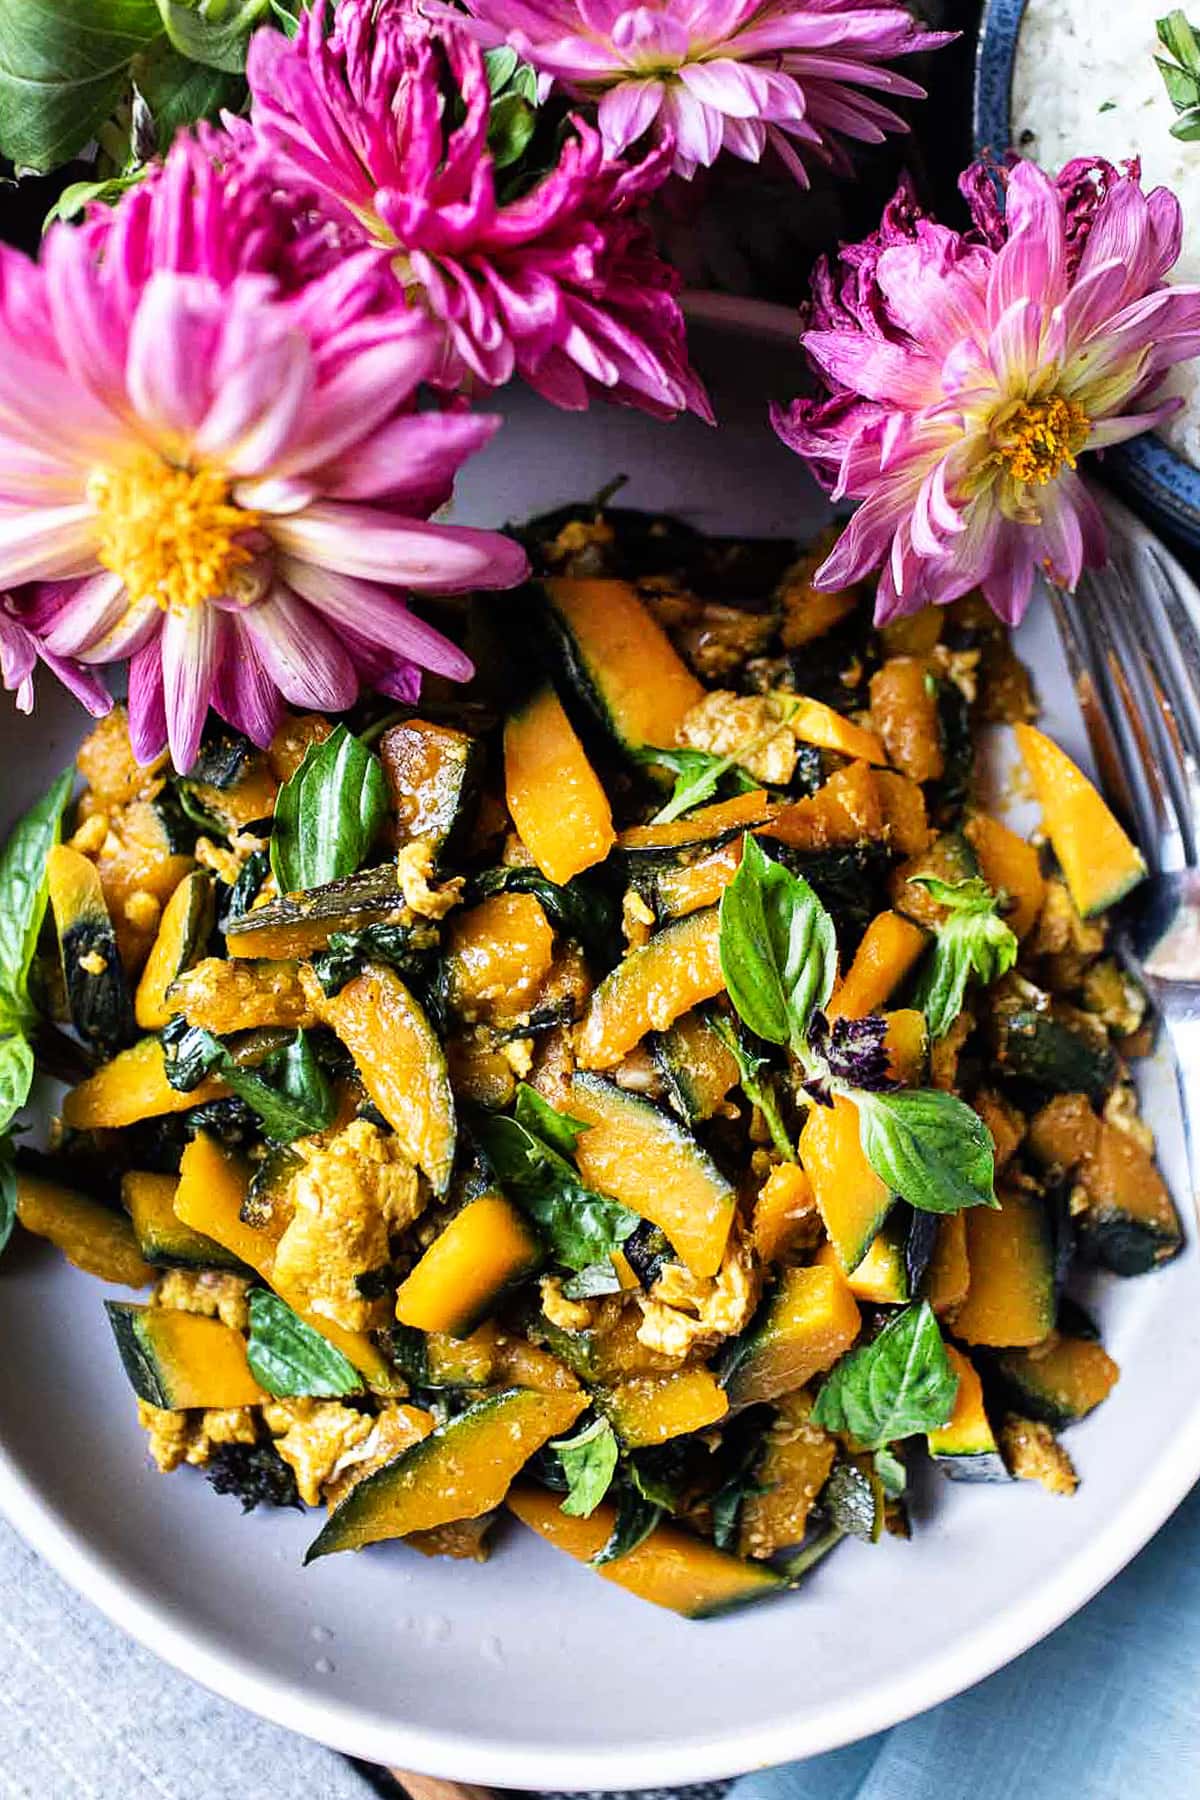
[1130, 540, 1200, 787]
[1047, 585, 1148, 846]
[1090, 553, 1198, 869]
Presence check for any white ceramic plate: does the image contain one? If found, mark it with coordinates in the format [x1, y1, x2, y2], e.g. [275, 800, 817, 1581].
[1, 323, 1198, 1791]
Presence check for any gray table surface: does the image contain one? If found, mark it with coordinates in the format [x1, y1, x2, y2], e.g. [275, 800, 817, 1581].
[0, 1515, 723, 1800]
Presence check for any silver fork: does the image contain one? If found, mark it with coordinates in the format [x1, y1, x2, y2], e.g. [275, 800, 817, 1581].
[1049, 487, 1200, 1218]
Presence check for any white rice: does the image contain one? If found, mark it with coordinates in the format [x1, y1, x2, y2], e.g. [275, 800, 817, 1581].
[1012, 0, 1200, 465]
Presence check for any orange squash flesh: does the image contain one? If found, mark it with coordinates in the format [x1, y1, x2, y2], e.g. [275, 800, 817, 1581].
[504, 687, 616, 884]
[737, 1390, 836, 1560]
[869, 656, 944, 782]
[16, 1174, 153, 1287]
[134, 869, 214, 1031]
[874, 770, 932, 855]
[619, 790, 773, 852]
[786, 695, 887, 765]
[752, 1162, 817, 1264]
[445, 892, 557, 1024]
[108, 1304, 265, 1409]
[653, 842, 742, 918]
[1013, 722, 1145, 917]
[725, 1263, 861, 1409]
[507, 1483, 785, 1617]
[394, 1194, 542, 1336]
[601, 1367, 728, 1448]
[168, 956, 318, 1032]
[952, 1186, 1056, 1348]
[799, 1095, 894, 1272]
[996, 1335, 1119, 1425]
[928, 1212, 970, 1315]
[928, 1344, 1000, 1462]
[63, 1037, 228, 1130]
[544, 577, 704, 752]
[828, 911, 928, 1020]
[964, 811, 1046, 939]
[885, 1008, 929, 1085]
[576, 907, 724, 1070]
[761, 761, 883, 851]
[174, 1133, 402, 1391]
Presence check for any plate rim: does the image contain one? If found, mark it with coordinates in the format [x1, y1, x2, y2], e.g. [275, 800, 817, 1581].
[2, 312, 1200, 1786]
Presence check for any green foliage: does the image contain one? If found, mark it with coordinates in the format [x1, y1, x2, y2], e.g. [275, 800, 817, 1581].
[246, 1289, 363, 1398]
[270, 725, 389, 895]
[552, 1416, 619, 1518]
[812, 1303, 959, 1449]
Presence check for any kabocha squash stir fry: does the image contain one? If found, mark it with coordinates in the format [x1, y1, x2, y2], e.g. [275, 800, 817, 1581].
[0, 505, 1181, 1616]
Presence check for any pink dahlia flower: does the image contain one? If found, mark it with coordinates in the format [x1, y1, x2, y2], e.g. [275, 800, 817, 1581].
[0, 133, 526, 771]
[243, 0, 711, 418]
[774, 158, 1200, 623]
[455, 0, 953, 183]
[0, 596, 109, 720]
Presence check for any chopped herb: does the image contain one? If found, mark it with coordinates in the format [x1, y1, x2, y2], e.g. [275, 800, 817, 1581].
[553, 1415, 620, 1517]
[812, 1302, 959, 1449]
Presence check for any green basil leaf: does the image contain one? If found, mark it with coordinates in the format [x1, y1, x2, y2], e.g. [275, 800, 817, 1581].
[155, 0, 268, 71]
[822, 1459, 883, 1542]
[513, 1081, 589, 1156]
[270, 725, 388, 895]
[855, 1087, 997, 1215]
[163, 1023, 335, 1142]
[561, 1260, 623, 1300]
[910, 874, 995, 914]
[0, 1135, 17, 1259]
[718, 834, 836, 1052]
[707, 1011, 794, 1160]
[0, 0, 161, 170]
[638, 746, 758, 826]
[246, 1289, 362, 1398]
[874, 1446, 907, 1499]
[0, 1035, 35, 1135]
[484, 44, 518, 90]
[473, 1110, 638, 1272]
[552, 1415, 619, 1518]
[0, 767, 73, 1034]
[811, 1302, 959, 1448]
[914, 907, 1017, 1041]
[488, 90, 537, 169]
[309, 921, 436, 998]
[590, 1484, 662, 1565]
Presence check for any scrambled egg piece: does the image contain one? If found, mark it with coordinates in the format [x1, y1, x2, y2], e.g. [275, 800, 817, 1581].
[138, 1401, 257, 1473]
[637, 1225, 760, 1358]
[622, 888, 655, 952]
[153, 1269, 252, 1333]
[1031, 877, 1105, 960]
[1083, 959, 1146, 1038]
[499, 1036, 534, 1079]
[263, 1398, 374, 1506]
[271, 1119, 424, 1332]
[677, 690, 797, 786]
[540, 1274, 597, 1333]
[395, 838, 463, 920]
[194, 831, 267, 885]
[1000, 1416, 1078, 1496]
[1103, 1082, 1156, 1156]
[322, 1403, 434, 1508]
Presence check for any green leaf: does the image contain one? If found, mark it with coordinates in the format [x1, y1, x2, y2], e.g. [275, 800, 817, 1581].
[43, 172, 143, 229]
[707, 1011, 794, 1160]
[1158, 8, 1200, 70]
[513, 1081, 589, 1156]
[591, 1485, 662, 1565]
[484, 44, 518, 90]
[1170, 105, 1200, 138]
[560, 1260, 623, 1300]
[718, 834, 836, 1053]
[0, 1135, 17, 1260]
[855, 1087, 997, 1216]
[0, 767, 73, 1034]
[309, 921, 435, 998]
[638, 746, 758, 826]
[0, 0, 161, 170]
[553, 1415, 619, 1518]
[136, 34, 245, 138]
[488, 90, 538, 169]
[812, 1302, 959, 1449]
[822, 1459, 883, 1543]
[0, 1035, 34, 1135]
[163, 1023, 336, 1143]
[874, 1446, 907, 1499]
[270, 725, 388, 895]
[912, 879, 1017, 1041]
[473, 1108, 639, 1272]
[155, 0, 269, 71]
[246, 1289, 363, 1398]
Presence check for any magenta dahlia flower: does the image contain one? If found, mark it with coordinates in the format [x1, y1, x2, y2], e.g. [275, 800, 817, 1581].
[455, 0, 953, 182]
[0, 133, 526, 770]
[774, 158, 1200, 623]
[243, 0, 711, 417]
[0, 597, 109, 720]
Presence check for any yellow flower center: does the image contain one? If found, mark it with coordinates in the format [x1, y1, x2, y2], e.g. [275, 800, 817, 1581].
[89, 453, 261, 613]
[994, 395, 1091, 488]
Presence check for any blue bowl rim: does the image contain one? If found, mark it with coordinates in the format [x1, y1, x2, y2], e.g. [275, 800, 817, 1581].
[972, 0, 1200, 531]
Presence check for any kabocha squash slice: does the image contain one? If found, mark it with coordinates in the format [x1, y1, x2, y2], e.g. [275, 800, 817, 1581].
[46, 844, 136, 1051]
[619, 791, 775, 856]
[928, 1345, 1008, 1481]
[183, 735, 278, 832]
[378, 717, 482, 859]
[738, 1391, 837, 1559]
[315, 963, 455, 1194]
[168, 956, 318, 1033]
[963, 811, 1045, 939]
[1027, 1096, 1183, 1275]
[504, 687, 615, 884]
[122, 1170, 245, 1271]
[651, 1008, 740, 1123]
[818, 1220, 909, 1305]
[16, 1174, 153, 1287]
[105, 1302, 264, 1409]
[134, 870, 215, 1031]
[761, 762, 883, 852]
[649, 842, 742, 919]
[445, 893, 556, 1025]
[783, 695, 887, 766]
[224, 865, 408, 960]
[752, 1163, 816, 1265]
[599, 1367, 729, 1448]
[992, 1335, 1119, 1429]
[952, 1186, 1056, 1348]
[539, 576, 704, 764]
[567, 1071, 735, 1279]
[507, 1482, 786, 1617]
[828, 910, 928, 1020]
[394, 1194, 543, 1336]
[306, 1386, 586, 1561]
[868, 656, 944, 783]
[928, 1212, 970, 1315]
[63, 1037, 229, 1130]
[575, 907, 724, 1069]
[722, 1264, 861, 1409]
[174, 1132, 402, 1391]
[799, 1096, 894, 1272]
[1013, 723, 1146, 917]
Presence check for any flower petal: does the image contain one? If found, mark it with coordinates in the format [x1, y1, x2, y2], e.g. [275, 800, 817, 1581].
[160, 603, 223, 773]
[239, 583, 359, 711]
[268, 504, 528, 592]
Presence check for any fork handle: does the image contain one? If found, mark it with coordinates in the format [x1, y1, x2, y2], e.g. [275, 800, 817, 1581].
[1163, 1012, 1200, 1229]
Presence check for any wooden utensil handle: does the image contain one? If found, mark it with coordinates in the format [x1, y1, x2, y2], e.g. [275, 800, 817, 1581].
[389, 1771, 500, 1800]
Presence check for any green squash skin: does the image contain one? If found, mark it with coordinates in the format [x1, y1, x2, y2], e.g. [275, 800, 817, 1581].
[224, 864, 409, 955]
[683, 1564, 788, 1619]
[932, 1446, 1012, 1484]
[131, 1211, 246, 1273]
[1076, 1206, 1183, 1277]
[650, 1013, 734, 1125]
[989, 1337, 1118, 1432]
[994, 1009, 1118, 1103]
[105, 1301, 177, 1408]
[530, 582, 658, 775]
[57, 910, 137, 1052]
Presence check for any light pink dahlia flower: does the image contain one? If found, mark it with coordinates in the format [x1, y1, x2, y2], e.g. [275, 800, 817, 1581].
[774, 158, 1200, 624]
[0, 134, 526, 771]
[243, 0, 711, 418]
[455, 0, 953, 182]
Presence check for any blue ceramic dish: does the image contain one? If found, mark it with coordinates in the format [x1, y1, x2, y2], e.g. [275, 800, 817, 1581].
[974, 0, 1200, 546]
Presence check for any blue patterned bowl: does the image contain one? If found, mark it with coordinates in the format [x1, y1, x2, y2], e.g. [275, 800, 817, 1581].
[974, 0, 1200, 545]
